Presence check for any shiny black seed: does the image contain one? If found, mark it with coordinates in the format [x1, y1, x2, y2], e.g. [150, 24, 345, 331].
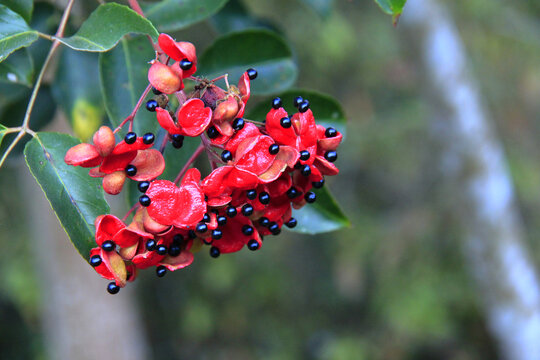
[247, 68, 258, 80]
[269, 222, 281, 235]
[156, 265, 167, 277]
[179, 58, 193, 70]
[207, 126, 219, 139]
[300, 164, 311, 177]
[124, 132, 137, 144]
[203, 213, 211, 222]
[107, 282, 120, 294]
[196, 223, 208, 233]
[299, 150, 310, 161]
[325, 127, 337, 138]
[217, 216, 227, 226]
[293, 96, 304, 108]
[212, 229, 223, 240]
[188, 230, 197, 239]
[242, 225, 254, 236]
[146, 239, 157, 251]
[280, 117, 291, 128]
[258, 192, 270, 205]
[90, 255, 102, 267]
[269, 144, 280, 155]
[272, 97, 282, 109]
[172, 139, 183, 149]
[168, 244, 181, 257]
[173, 234, 184, 245]
[221, 150, 233, 162]
[241, 204, 254, 216]
[324, 151, 338, 162]
[312, 179, 325, 189]
[143, 132, 155, 145]
[125, 165, 137, 177]
[138, 181, 150, 193]
[171, 134, 184, 142]
[246, 189, 257, 200]
[156, 245, 168, 255]
[146, 99, 158, 112]
[247, 239, 259, 251]
[298, 100, 310, 113]
[139, 195, 151, 207]
[210, 246, 220, 258]
[226, 206, 237, 217]
[286, 187, 300, 199]
[102, 240, 115, 252]
[232, 118, 245, 131]
[305, 191, 316, 203]
[259, 217, 270, 227]
[285, 217, 297, 228]
[152, 87, 162, 95]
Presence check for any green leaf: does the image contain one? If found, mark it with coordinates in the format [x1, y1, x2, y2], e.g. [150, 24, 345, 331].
[374, 0, 407, 22]
[0, 4, 38, 63]
[0, 48, 34, 86]
[300, 0, 333, 18]
[199, 30, 297, 95]
[247, 89, 347, 136]
[56, 3, 158, 52]
[210, 0, 277, 34]
[52, 49, 104, 141]
[24, 132, 110, 260]
[141, 0, 228, 32]
[0, 123, 7, 147]
[290, 187, 350, 234]
[99, 36, 157, 136]
[0, 0, 33, 23]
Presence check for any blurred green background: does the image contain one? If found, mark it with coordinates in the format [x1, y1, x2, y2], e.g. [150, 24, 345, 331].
[3, 0, 540, 358]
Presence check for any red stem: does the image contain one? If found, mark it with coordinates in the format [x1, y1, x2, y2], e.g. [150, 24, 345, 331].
[113, 84, 152, 134]
[122, 202, 140, 222]
[174, 144, 205, 184]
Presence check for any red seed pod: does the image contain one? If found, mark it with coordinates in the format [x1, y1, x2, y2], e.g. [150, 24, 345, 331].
[64, 143, 102, 167]
[92, 126, 116, 157]
[148, 62, 183, 94]
[102, 171, 127, 195]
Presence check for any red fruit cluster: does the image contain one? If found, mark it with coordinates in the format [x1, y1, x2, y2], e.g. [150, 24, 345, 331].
[65, 33, 343, 294]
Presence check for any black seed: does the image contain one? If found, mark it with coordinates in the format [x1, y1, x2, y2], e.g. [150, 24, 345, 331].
[280, 117, 292, 128]
[247, 68, 258, 80]
[156, 245, 168, 255]
[312, 179, 325, 189]
[226, 206, 237, 218]
[247, 239, 260, 251]
[258, 217, 270, 227]
[107, 282, 120, 294]
[269, 144, 280, 155]
[298, 100, 310, 113]
[294, 162, 302, 169]
[203, 213, 211, 222]
[146, 99, 158, 112]
[258, 192, 270, 205]
[299, 150, 310, 161]
[179, 58, 193, 70]
[156, 265, 167, 277]
[286, 187, 300, 199]
[152, 87, 162, 95]
[305, 191, 316, 203]
[300, 164, 311, 177]
[212, 229, 223, 240]
[168, 244, 181, 257]
[188, 230, 197, 239]
[90, 255, 102, 267]
[196, 223, 208, 233]
[293, 96, 304, 108]
[232, 118, 245, 131]
[210, 246, 220, 258]
[242, 225, 254, 236]
[143, 132, 155, 145]
[146, 239, 157, 251]
[138, 181, 150, 193]
[221, 150, 233, 162]
[217, 215, 227, 226]
[324, 151, 338, 162]
[172, 139, 183, 149]
[139, 195, 151, 207]
[173, 234, 184, 245]
[325, 127, 337, 138]
[102, 240, 115, 252]
[124, 132, 137, 144]
[207, 126, 219, 139]
[285, 217, 297, 228]
[269, 222, 281, 235]
[241, 204, 254, 216]
[125, 165, 137, 177]
[246, 189, 257, 200]
[272, 97, 282, 109]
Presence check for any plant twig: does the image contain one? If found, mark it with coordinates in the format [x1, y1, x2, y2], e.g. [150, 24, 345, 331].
[113, 84, 152, 134]
[174, 144, 205, 184]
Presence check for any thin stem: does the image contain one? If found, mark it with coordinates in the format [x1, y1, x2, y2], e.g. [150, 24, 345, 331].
[38, 32, 53, 41]
[174, 144, 205, 184]
[113, 83, 152, 134]
[122, 202, 140, 222]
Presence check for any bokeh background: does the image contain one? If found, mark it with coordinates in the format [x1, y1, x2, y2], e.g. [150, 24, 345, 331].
[2, 0, 540, 359]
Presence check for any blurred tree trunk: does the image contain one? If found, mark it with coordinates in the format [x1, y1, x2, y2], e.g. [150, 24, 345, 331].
[20, 118, 149, 360]
[401, 1, 540, 359]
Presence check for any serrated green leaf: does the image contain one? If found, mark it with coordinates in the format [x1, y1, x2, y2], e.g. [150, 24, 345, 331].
[0, 4, 38, 63]
[300, 0, 333, 18]
[99, 36, 157, 137]
[0, 0, 33, 23]
[52, 49, 104, 141]
[24, 132, 110, 260]
[56, 3, 158, 52]
[290, 187, 349, 234]
[141, 0, 228, 32]
[199, 30, 297, 95]
[375, 0, 407, 22]
[247, 89, 347, 136]
[0, 48, 34, 86]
